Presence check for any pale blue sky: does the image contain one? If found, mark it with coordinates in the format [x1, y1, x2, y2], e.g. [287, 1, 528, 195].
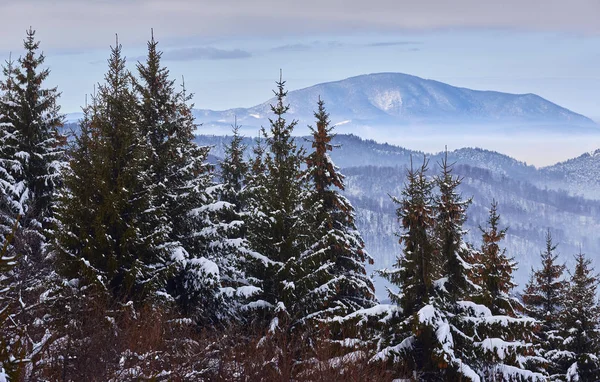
[0, 0, 598, 119]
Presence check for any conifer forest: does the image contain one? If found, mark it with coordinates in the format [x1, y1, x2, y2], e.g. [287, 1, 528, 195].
[1, 29, 600, 382]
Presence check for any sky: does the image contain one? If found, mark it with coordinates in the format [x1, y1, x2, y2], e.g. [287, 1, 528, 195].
[0, 0, 598, 123]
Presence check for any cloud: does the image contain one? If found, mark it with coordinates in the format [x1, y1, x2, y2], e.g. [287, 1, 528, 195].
[366, 41, 422, 47]
[162, 47, 251, 61]
[270, 43, 313, 52]
[0, 0, 598, 51]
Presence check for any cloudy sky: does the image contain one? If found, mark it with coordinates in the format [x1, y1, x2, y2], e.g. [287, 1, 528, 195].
[0, 0, 598, 120]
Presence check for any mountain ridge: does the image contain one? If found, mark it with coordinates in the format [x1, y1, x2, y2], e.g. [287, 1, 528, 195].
[188, 73, 596, 131]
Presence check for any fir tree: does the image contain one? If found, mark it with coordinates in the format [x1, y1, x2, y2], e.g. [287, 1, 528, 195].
[0, 30, 64, 380]
[433, 151, 472, 303]
[295, 97, 376, 327]
[55, 37, 170, 304]
[561, 251, 600, 381]
[522, 229, 568, 376]
[245, 73, 307, 331]
[210, 121, 264, 319]
[471, 200, 519, 316]
[0, 29, 64, 248]
[466, 201, 542, 380]
[0, 55, 24, 245]
[134, 31, 221, 323]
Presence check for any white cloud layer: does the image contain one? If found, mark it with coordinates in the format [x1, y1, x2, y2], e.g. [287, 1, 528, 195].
[0, 0, 598, 50]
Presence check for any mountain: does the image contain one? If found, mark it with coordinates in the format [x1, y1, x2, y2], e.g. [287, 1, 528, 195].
[188, 73, 597, 135]
[196, 134, 600, 299]
[540, 149, 600, 200]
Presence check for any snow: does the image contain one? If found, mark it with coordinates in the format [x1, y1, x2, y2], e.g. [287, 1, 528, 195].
[331, 303, 396, 325]
[567, 362, 579, 381]
[236, 285, 261, 298]
[479, 338, 523, 361]
[189, 257, 219, 277]
[170, 245, 187, 262]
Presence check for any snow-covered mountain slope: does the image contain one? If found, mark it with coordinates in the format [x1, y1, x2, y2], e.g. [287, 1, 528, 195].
[540, 149, 600, 200]
[197, 134, 600, 299]
[188, 73, 597, 134]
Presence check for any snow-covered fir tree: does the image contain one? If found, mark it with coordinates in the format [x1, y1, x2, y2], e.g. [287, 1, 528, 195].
[295, 98, 376, 327]
[471, 200, 518, 316]
[134, 32, 223, 324]
[560, 252, 600, 381]
[523, 229, 568, 377]
[211, 122, 264, 319]
[244, 74, 307, 332]
[433, 152, 473, 302]
[0, 28, 64, 248]
[466, 201, 543, 380]
[54, 37, 171, 304]
[0, 29, 65, 380]
[0, 56, 23, 245]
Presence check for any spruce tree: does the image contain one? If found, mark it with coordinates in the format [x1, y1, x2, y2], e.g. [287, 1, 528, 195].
[466, 201, 542, 380]
[561, 252, 600, 381]
[0, 29, 64, 248]
[471, 200, 519, 316]
[245, 73, 306, 331]
[377, 164, 542, 381]
[433, 152, 473, 303]
[295, 98, 376, 327]
[55, 37, 170, 304]
[522, 229, 568, 376]
[212, 122, 264, 318]
[242, 135, 274, 322]
[134, 31, 221, 323]
[0, 30, 64, 379]
[0, 55, 24, 245]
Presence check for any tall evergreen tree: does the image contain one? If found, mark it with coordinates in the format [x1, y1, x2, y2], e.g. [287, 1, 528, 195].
[295, 98, 376, 327]
[134, 31, 222, 323]
[471, 200, 519, 316]
[522, 229, 568, 376]
[0, 28, 64, 248]
[561, 252, 600, 381]
[211, 122, 265, 318]
[55, 37, 169, 304]
[0, 30, 65, 380]
[466, 201, 542, 380]
[0, 55, 24, 245]
[433, 152, 472, 303]
[245, 73, 306, 331]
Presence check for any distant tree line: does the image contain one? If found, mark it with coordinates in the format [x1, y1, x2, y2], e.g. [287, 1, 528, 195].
[0, 29, 598, 381]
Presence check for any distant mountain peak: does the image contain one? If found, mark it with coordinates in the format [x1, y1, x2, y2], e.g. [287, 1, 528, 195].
[190, 72, 596, 135]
